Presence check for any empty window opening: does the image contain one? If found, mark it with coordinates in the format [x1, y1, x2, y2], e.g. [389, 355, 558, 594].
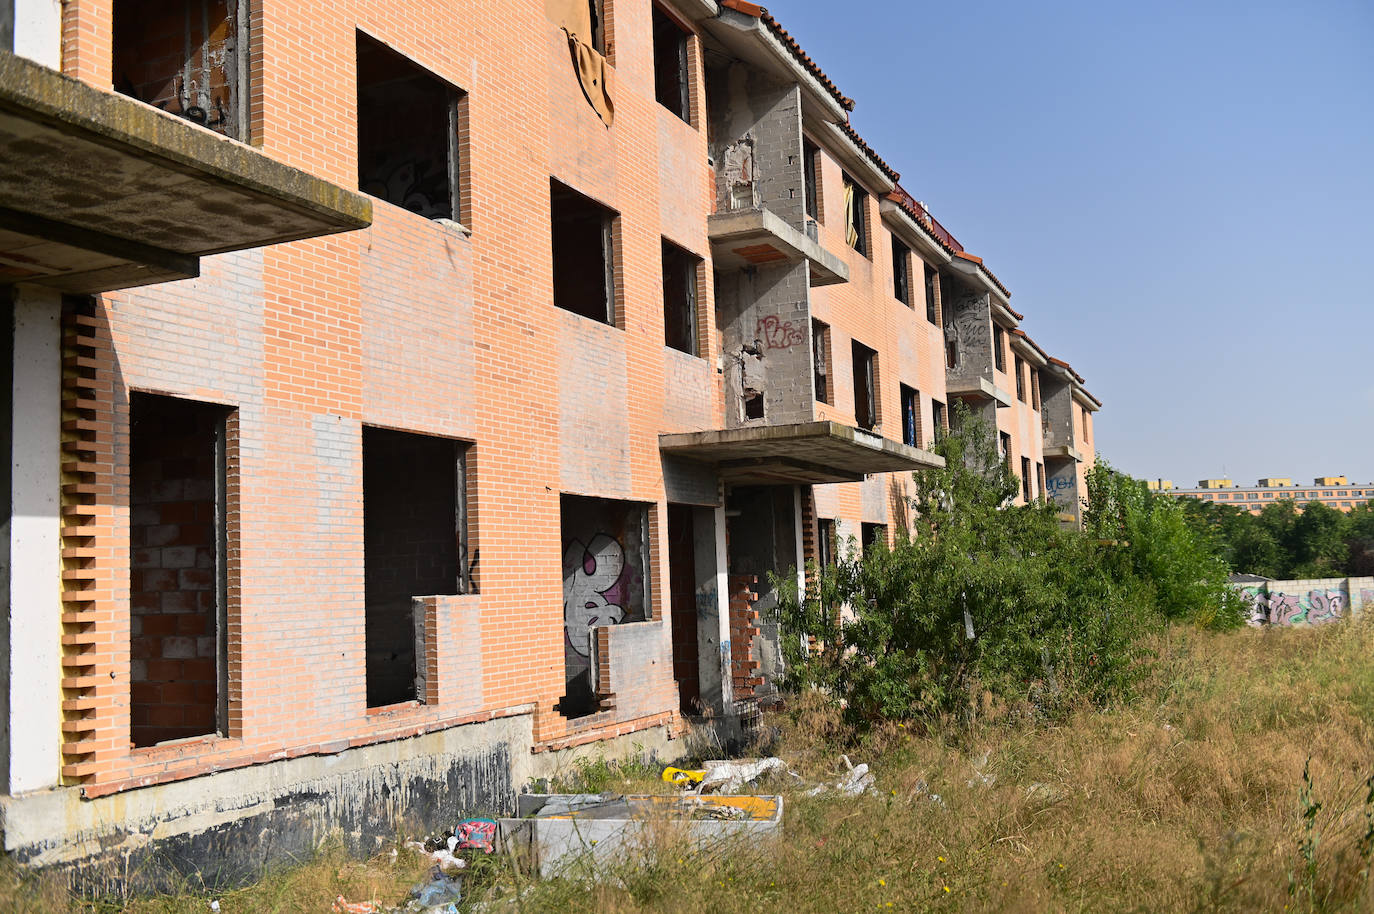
[743, 391, 765, 420]
[817, 518, 836, 568]
[559, 495, 650, 719]
[1021, 456, 1033, 502]
[924, 262, 939, 324]
[357, 33, 462, 221]
[130, 393, 231, 748]
[892, 238, 911, 305]
[843, 173, 868, 256]
[945, 338, 958, 371]
[852, 340, 877, 430]
[993, 324, 1006, 372]
[588, 0, 607, 54]
[363, 427, 466, 709]
[812, 319, 831, 404]
[652, 5, 690, 122]
[861, 523, 887, 553]
[551, 179, 618, 324]
[932, 399, 947, 438]
[999, 431, 1012, 462]
[803, 140, 821, 225]
[900, 384, 920, 448]
[1015, 356, 1026, 402]
[667, 504, 700, 715]
[1031, 368, 1041, 411]
[113, 0, 247, 139]
[662, 240, 699, 355]
[1037, 462, 1047, 500]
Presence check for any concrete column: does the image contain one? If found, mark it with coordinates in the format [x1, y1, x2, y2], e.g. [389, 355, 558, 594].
[711, 503, 732, 709]
[9, 0, 61, 69]
[4, 286, 62, 794]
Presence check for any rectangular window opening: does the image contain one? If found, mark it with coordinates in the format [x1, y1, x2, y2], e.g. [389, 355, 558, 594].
[588, 0, 607, 55]
[130, 393, 233, 748]
[861, 523, 886, 553]
[1036, 462, 1046, 500]
[559, 495, 650, 719]
[998, 431, 1012, 462]
[851, 340, 877, 430]
[812, 319, 831, 404]
[817, 518, 836, 568]
[843, 173, 868, 256]
[357, 32, 462, 221]
[900, 384, 920, 448]
[1021, 457, 1032, 502]
[993, 325, 1006, 372]
[652, 5, 690, 122]
[114, 0, 248, 140]
[1031, 368, 1041, 411]
[924, 262, 939, 324]
[1015, 356, 1026, 402]
[551, 179, 618, 324]
[932, 399, 947, 439]
[662, 240, 700, 355]
[891, 238, 911, 305]
[363, 426, 466, 709]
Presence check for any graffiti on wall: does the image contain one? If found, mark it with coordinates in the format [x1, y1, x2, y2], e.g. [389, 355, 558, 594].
[562, 534, 629, 657]
[1047, 463, 1079, 513]
[1235, 582, 1351, 626]
[754, 315, 806, 350]
[943, 299, 989, 373]
[361, 158, 451, 220]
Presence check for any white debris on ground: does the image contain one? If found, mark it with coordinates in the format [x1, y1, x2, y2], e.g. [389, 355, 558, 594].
[696, 757, 793, 793]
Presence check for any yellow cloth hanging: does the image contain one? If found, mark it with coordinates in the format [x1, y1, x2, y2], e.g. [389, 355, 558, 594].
[844, 181, 858, 247]
[545, 0, 615, 127]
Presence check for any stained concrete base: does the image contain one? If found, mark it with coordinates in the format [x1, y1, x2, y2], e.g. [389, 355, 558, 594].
[0, 714, 675, 895]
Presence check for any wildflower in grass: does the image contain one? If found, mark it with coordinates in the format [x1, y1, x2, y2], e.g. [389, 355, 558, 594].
[878, 879, 886, 887]
[944, 886, 951, 893]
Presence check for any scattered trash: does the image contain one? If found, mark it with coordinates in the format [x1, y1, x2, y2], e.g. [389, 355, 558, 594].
[662, 766, 705, 786]
[208, 902, 220, 913]
[408, 866, 463, 908]
[803, 756, 877, 796]
[967, 751, 996, 788]
[332, 896, 382, 914]
[697, 757, 790, 793]
[404, 840, 467, 873]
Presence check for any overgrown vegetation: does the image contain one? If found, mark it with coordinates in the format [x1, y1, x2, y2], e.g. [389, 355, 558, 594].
[776, 409, 1244, 728]
[22, 620, 1374, 912]
[1178, 495, 1374, 579]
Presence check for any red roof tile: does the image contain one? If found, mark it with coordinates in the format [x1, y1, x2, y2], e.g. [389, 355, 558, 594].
[885, 185, 960, 256]
[838, 121, 900, 183]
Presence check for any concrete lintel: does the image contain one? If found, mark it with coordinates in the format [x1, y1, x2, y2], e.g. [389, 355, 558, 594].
[878, 199, 953, 265]
[1043, 444, 1083, 462]
[707, 207, 849, 286]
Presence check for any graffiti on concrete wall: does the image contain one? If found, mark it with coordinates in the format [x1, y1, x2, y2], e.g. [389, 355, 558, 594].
[1046, 462, 1079, 513]
[1265, 589, 1345, 626]
[754, 315, 806, 350]
[562, 534, 628, 657]
[943, 297, 989, 374]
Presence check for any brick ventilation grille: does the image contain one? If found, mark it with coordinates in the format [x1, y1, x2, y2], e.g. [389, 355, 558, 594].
[59, 299, 105, 784]
[728, 575, 762, 698]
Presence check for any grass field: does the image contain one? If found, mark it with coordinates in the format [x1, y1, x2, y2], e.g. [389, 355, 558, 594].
[8, 618, 1374, 913]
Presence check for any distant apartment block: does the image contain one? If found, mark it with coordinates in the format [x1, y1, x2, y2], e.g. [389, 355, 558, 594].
[1167, 477, 1374, 513]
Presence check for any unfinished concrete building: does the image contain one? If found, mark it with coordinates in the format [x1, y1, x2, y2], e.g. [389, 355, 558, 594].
[0, 0, 1101, 887]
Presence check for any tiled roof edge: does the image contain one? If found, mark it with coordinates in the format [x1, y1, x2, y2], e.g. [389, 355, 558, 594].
[721, 1, 857, 112]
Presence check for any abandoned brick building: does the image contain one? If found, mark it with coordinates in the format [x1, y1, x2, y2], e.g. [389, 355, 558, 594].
[0, 0, 1100, 886]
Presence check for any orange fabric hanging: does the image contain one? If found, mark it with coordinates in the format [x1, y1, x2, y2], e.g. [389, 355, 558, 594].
[545, 0, 615, 127]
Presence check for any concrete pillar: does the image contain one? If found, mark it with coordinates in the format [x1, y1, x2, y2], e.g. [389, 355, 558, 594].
[711, 503, 732, 709]
[3, 286, 62, 794]
[7, 0, 62, 69]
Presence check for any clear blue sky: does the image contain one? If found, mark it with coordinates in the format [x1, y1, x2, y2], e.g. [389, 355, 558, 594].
[768, 0, 1374, 486]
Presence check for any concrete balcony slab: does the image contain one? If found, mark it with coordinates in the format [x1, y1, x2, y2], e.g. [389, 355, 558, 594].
[708, 208, 849, 287]
[660, 420, 942, 485]
[945, 376, 1013, 408]
[0, 51, 372, 293]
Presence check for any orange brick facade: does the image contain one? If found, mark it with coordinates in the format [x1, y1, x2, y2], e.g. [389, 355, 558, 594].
[3, 0, 1101, 881]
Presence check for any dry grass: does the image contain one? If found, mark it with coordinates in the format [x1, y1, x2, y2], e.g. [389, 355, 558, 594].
[10, 619, 1374, 913]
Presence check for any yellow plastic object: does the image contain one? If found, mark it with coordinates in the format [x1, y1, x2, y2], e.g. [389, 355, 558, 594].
[661, 766, 705, 786]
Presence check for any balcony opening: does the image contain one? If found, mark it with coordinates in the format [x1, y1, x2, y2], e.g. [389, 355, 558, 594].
[803, 140, 821, 229]
[113, 0, 247, 139]
[892, 238, 911, 305]
[559, 495, 650, 719]
[662, 239, 699, 356]
[130, 393, 232, 748]
[812, 318, 831, 404]
[852, 339, 877, 430]
[843, 173, 868, 256]
[551, 180, 618, 325]
[652, 5, 690, 122]
[924, 262, 939, 324]
[900, 384, 920, 448]
[363, 427, 466, 708]
[861, 523, 886, 553]
[357, 32, 462, 221]
[667, 504, 700, 715]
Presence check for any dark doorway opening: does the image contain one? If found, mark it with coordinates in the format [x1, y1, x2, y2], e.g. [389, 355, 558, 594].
[668, 504, 700, 715]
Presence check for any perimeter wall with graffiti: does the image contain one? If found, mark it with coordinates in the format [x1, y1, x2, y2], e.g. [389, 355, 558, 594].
[1233, 576, 1374, 626]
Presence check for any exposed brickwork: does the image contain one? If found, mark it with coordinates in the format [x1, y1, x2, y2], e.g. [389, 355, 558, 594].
[728, 575, 763, 698]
